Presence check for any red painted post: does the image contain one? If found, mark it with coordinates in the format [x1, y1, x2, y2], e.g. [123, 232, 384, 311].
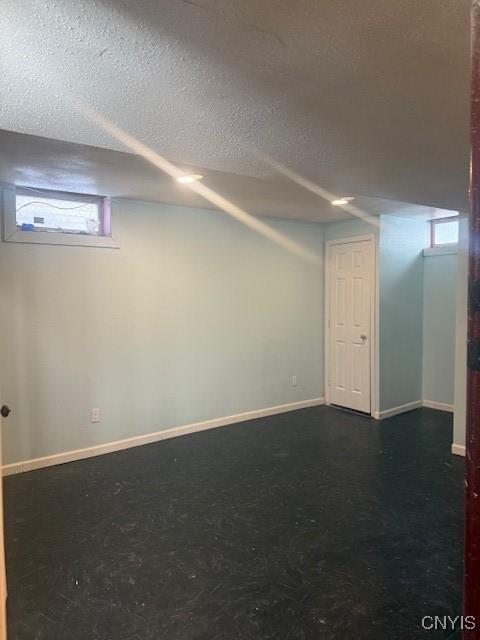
[465, 2, 480, 636]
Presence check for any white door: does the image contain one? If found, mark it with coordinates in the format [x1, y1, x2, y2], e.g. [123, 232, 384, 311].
[327, 238, 373, 413]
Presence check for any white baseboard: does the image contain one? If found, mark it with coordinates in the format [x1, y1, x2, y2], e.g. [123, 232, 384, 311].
[2, 397, 325, 477]
[373, 399, 455, 420]
[373, 400, 423, 420]
[422, 400, 454, 413]
[451, 443, 466, 457]
[2, 461, 24, 476]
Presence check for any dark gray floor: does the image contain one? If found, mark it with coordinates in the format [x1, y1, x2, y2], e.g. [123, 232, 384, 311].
[4, 406, 464, 639]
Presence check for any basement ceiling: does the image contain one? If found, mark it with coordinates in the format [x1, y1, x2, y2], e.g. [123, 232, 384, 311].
[0, 129, 456, 222]
[0, 0, 471, 218]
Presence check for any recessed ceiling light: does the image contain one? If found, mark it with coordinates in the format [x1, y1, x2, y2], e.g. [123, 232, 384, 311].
[331, 196, 355, 206]
[176, 174, 203, 184]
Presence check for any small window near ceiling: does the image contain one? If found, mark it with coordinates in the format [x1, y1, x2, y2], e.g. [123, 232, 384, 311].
[2, 186, 118, 248]
[430, 217, 459, 247]
[15, 188, 106, 235]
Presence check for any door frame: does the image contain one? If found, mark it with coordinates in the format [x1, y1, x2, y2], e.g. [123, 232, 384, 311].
[0, 399, 6, 640]
[324, 234, 378, 418]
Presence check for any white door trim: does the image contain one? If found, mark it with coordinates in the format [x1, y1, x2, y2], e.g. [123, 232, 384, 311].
[0, 398, 7, 640]
[324, 234, 378, 417]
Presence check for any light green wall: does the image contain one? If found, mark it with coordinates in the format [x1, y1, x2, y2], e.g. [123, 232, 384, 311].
[0, 196, 462, 465]
[422, 252, 457, 406]
[0, 197, 324, 465]
[454, 217, 468, 449]
[378, 216, 428, 411]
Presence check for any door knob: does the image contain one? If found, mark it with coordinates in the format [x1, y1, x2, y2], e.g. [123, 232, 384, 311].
[1, 405, 11, 418]
[361, 335, 367, 341]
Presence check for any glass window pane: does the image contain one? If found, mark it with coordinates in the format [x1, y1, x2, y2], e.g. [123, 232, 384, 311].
[434, 220, 458, 245]
[16, 192, 101, 235]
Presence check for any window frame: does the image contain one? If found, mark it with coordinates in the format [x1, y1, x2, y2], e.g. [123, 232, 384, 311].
[2, 187, 119, 248]
[430, 216, 459, 248]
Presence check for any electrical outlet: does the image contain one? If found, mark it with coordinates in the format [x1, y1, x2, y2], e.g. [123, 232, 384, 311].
[292, 375, 297, 387]
[90, 407, 101, 423]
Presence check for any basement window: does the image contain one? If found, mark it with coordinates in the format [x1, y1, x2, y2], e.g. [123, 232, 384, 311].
[2, 187, 118, 248]
[430, 217, 459, 247]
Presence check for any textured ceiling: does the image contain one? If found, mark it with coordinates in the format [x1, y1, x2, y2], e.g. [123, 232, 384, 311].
[0, 129, 455, 222]
[0, 0, 471, 217]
